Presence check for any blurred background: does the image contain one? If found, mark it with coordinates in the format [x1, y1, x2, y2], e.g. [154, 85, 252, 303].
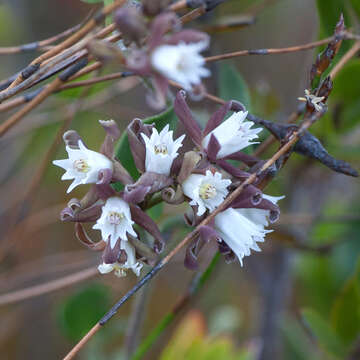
[0, 0, 359, 359]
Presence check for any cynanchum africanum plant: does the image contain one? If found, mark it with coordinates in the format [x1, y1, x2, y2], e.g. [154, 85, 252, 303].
[2, 0, 360, 358]
[52, 2, 358, 280]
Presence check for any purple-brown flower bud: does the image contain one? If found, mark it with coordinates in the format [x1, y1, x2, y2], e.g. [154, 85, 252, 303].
[114, 7, 147, 46]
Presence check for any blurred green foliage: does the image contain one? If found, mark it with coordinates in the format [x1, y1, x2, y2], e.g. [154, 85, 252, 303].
[57, 283, 111, 341]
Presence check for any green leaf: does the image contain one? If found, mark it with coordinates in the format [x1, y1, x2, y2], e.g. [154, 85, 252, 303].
[218, 63, 251, 111]
[113, 105, 178, 187]
[281, 315, 316, 360]
[57, 284, 110, 341]
[331, 260, 360, 346]
[330, 60, 360, 131]
[350, 0, 360, 19]
[147, 202, 163, 220]
[316, 0, 349, 37]
[301, 308, 347, 358]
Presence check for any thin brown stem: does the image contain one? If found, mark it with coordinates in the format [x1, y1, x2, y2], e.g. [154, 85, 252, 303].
[60, 71, 131, 91]
[205, 36, 337, 63]
[1, 0, 125, 91]
[0, 10, 95, 55]
[0, 76, 98, 262]
[63, 323, 102, 360]
[0, 267, 97, 306]
[329, 41, 360, 79]
[168, 0, 188, 12]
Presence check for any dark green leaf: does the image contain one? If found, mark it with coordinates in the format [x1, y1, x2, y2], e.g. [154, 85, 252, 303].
[301, 308, 347, 358]
[330, 60, 360, 131]
[350, 0, 360, 19]
[316, 0, 349, 37]
[57, 284, 110, 341]
[331, 259, 360, 346]
[218, 63, 251, 110]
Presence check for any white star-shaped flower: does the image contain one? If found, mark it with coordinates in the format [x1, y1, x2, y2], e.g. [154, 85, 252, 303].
[298, 89, 325, 112]
[214, 194, 284, 266]
[182, 170, 232, 216]
[53, 140, 113, 193]
[98, 241, 143, 277]
[151, 40, 211, 91]
[93, 197, 137, 249]
[202, 111, 262, 159]
[141, 124, 185, 175]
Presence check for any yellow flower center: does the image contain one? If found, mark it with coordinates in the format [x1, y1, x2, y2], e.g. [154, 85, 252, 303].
[73, 159, 90, 173]
[113, 263, 127, 277]
[107, 211, 124, 225]
[154, 143, 168, 155]
[199, 183, 217, 200]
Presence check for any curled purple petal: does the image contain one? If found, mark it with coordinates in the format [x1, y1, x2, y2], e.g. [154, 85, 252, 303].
[99, 120, 121, 158]
[203, 101, 232, 137]
[79, 186, 100, 210]
[75, 222, 106, 251]
[124, 184, 151, 204]
[217, 159, 250, 180]
[102, 238, 122, 264]
[206, 134, 221, 162]
[174, 91, 203, 146]
[62, 202, 103, 222]
[99, 119, 121, 140]
[229, 184, 263, 209]
[127, 118, 154, 173]
[60, 207, 75, 222]
[112, 161, 133, 185]
[130, 204, 165, 253]
[68, 198, 81, 211]
[63, 130, 83, 149]
[184, 225, 219, 270]
[97, 168, 113, 185]
[184, 238, 200, 270]
[161, 186, 185, 204]
[199, 225, 220, 243]
[224, 151, 260, 167]
[184, 204, 207, 227]
[95, 184, 116, 200]
[165, 29, 209, 45]
[148, 12, 181, 50]
[126, 172, 173, 198]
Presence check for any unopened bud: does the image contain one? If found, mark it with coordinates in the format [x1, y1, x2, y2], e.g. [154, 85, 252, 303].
[142, 0, 171, 16]
[114, 7, 146, 45]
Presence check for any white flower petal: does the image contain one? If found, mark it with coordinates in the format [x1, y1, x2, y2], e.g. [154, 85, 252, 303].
[98, 263, 114, 274]
[142, 125, 185, 175]
[53, 140, 113, 193]
[151, 40, 210, 91]
[93, 197, 137, 248]
[202, 111, 262, 158]
[182, 170, 231, 216]
[214, 194, 283, 266]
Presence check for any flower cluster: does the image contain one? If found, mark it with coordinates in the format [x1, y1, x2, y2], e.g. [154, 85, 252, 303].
[54, 89, 283, 277]
[53, 8, 284, 278]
